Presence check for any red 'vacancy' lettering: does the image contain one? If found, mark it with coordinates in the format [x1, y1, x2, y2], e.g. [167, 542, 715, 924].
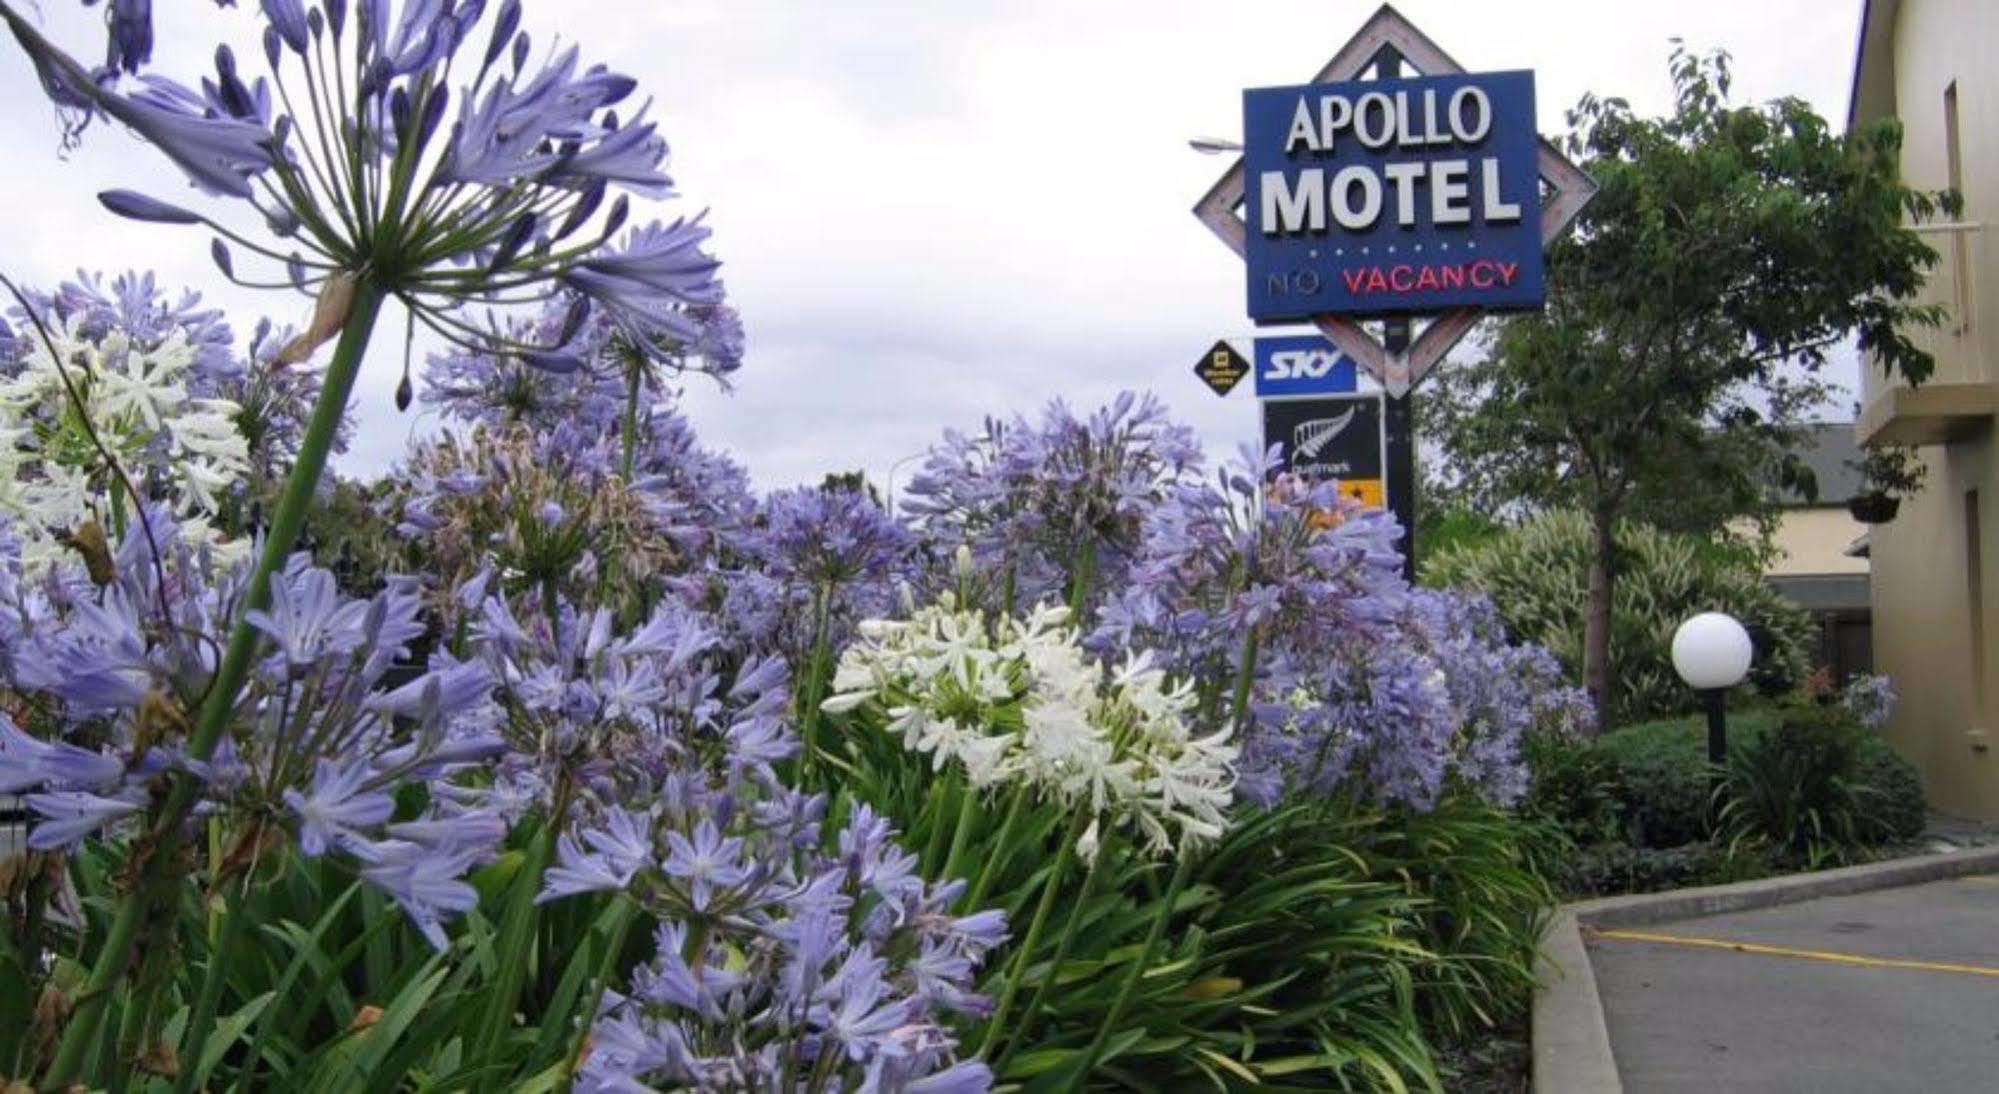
[1337, 259, 1520, 297]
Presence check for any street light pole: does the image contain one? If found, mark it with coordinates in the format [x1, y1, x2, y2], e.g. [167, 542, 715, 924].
[1702, 687, 1728, 767]
[884, 450, 928, 519]
[1672, 612, 1754, 789]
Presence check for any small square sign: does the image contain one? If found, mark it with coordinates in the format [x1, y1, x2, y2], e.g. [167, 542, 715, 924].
[1194, 340, 1249, 397]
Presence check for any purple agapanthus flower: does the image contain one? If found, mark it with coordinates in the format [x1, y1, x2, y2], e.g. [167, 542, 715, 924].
[0, 510, 513, 945]
[3, 0, 728, 377]
[247, 563, 371, 671]
[563, 773, 1003, 1092]
[905, 391, 1203, 615]
[25, 789, 145, 850]
[284, 757, 396, 855]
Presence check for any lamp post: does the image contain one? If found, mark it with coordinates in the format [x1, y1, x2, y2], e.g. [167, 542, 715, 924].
[884, 450, 929, 520]
[1671, 611, 1754, 767]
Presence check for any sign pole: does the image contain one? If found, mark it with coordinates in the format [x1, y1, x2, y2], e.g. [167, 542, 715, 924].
[1383, 319, 1416, 581]
[1375, 45, 1418, 583]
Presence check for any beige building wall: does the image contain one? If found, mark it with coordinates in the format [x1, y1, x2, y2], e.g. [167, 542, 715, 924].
[1853, 0, 1999, 818]
[1766, 507, 1870, 578]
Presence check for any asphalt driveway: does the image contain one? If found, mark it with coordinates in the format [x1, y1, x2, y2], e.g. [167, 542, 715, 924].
[1587, 873, 1999, 1091]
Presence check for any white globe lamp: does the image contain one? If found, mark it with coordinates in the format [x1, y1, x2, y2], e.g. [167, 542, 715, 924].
[1671, 612, 1753, 691]
[1671, 611, 1753, 765]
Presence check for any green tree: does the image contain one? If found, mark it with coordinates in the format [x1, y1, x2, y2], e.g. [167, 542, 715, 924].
[1426, 46, 1950, 730]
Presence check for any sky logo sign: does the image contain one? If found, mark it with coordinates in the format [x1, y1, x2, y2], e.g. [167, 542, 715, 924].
[1253, 335, 1358, 398]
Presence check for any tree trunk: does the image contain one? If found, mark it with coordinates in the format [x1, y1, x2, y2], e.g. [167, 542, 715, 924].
[1583, 508, 1616, 734]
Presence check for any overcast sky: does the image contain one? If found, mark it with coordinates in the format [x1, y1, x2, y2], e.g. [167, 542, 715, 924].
[0, 0, 1863, 492]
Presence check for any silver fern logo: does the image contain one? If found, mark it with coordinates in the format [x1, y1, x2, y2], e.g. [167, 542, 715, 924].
[1293, 407, 1358, 459]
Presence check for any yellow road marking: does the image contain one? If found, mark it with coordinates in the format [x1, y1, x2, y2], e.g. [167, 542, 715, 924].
[1594, 929, 1999, 980]
[1955, 875, 1999, 886]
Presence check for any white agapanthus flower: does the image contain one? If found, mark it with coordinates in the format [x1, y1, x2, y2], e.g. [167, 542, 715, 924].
[0, 317, 250, 572]
[824, 596, 1238, 862]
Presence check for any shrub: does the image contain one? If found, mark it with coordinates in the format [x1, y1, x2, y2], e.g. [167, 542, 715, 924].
[1547, 705, 1927, 859]
[1853, 740, 1927, 840]
[1427, 511, 1816, 724]
[1521, 729, 1629, 847]
[1592, 714, 1742, 848]
[1552, 841, 1771, 898]
[1720, 704, 1927, 859]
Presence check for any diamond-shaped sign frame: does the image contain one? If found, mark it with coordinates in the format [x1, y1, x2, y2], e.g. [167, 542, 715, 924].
[1194, 4, 1597, 396]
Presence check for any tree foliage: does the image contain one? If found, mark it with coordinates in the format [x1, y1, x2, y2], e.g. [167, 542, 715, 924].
[1424, 46, 1951, 724]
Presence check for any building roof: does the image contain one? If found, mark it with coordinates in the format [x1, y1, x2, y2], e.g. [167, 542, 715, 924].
[1849, 0, 1900, 131]
[1780, 422, 1866, 506]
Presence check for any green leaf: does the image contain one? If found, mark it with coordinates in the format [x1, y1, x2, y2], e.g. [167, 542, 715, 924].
[193, 992, 276, 1088]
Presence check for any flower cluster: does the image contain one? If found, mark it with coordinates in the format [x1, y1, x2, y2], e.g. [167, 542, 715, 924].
[1840, 673, 1897, 730]
[1093, 449, 1406, 683]
[0, 300, 250, 572]
[904, 392, 1202, 612]
[557, 796, 1002, 1091]
[1396, 589, 1592, 801]
[6, 0, 723, 368]
[1238, 589, 1590, 809]
[7, 269, 346, 493]
[18, 270, 238, 387]
[715, 484, 917, 665]
[457, 573, 1002, 1091]
[1093, 447, 1583, 810]
[755, 486, 915, 591]
[397, 424, 685, 617]
[423, 293, 746, 433]
[0, 512, 510, 946]
[453, 584, 788, 816]
[394, 404, 751, 624]
[823, 596, 1237, 861]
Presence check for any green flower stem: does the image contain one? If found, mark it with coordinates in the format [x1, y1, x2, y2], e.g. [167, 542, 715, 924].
[1070, 853, 1195, 1082]
[1065, 628, 1251, 1082]
[938, 782, 983, 884]
[561, 899, 639, 1083]
[541, 575, 561, 633]
[977, 809, 1090, 1060]
[171, 869, 258, 1094]
[919, 779, 953, 876]
[473, 815, 562, 1062]
[796, 587, 834, 782]
[1067, 539, 1098, 619]
[619, 355, 643, 481]
[1229, 627, 1261, 733]
[108, 475, 128, 540]
[45, 277, 388, 1088]
[962, 784, 1028, 912]
[992, 839, 1108, 1076]
[0, 866, 48, 1071]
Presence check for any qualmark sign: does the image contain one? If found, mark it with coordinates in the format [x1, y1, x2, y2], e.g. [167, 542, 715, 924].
[1242, 70, 1542, 322]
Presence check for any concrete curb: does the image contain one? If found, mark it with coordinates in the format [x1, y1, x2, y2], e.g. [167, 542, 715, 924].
[1530, 844, 1999, 1092]
[1532, 909, 1621, 1093]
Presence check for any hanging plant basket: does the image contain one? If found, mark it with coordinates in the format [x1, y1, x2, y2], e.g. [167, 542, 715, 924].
[1848, 492, 1901, 524]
